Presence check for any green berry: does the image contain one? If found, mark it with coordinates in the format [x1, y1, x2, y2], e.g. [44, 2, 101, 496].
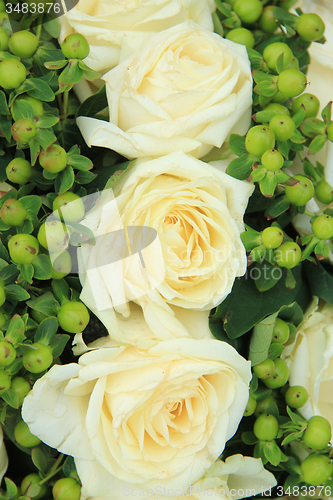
[23, 343, 53, 373]
[9, 31, 39, 59]
[57, 301, 90, 334]
[21, 473, 47, 500]
[0, 27, 9, 50]
[53, 478, 81, 500]
[14, 420, 41, 448]
[315, 180, 333, 204]
[11, 377, 31, 406]
[254, 395, 276, 417]
[273, 318, 289, 344]
[259, 6, 277, 33]
[309, 415, 331, 429]
[312, 214, 333, 240]
[265, 103, 290, 116]
[38, 220, 70, 253]
[253, 358, 275, 380]
[264, 358, 289, 388]
[285, 385, 308, 408]
[61, 34, 90, 60]
[53, 192, 85, 222]
[0, 58, 27, 89]
[278, 0, 298, 10]
[271, 90, 287, 103]
[226, 28, 254, 49]
[244, 394, 257, 416]
[8, 233, 39, 264]
[301, 454, 333, 486]
[278, 69, 307, 98]
[0, 340, 16, 366]
[304, 418, 331, 450]
[261, 226, 284, 249]
[292, 93, 320, 118]
[0, 370, 10, 394]
[245, 125, 275, 157]
[39, 144, 67, 173]
[263, 42, 293, 72]
[286, 56, 299, 71]
[275, 241, 301, 269]
[297, 13, 325, 42]
[253, 413, 279, 441]
[50, 251, 72, 279]
[285, 174, 314, 206]
[233, 0, 263, 24]
[6, 157, 32, 184]
[0, 285, 5, 307]
[30, 309, 47, 324]
[327, 123, 333, 142]
[11, 118, 36, 144]
[0, 198, 27, 226]
[13, 95, 44, 121]
[269, 114, 295, 142]
[261, 149, 284, 172]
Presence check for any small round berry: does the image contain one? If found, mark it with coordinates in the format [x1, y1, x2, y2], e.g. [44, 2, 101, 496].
[61, 34, 90, 60]
[261, 226, 284, 249]
[286, 55, 299, 71]
[11, 377, 31, 405]
[50, 251, 72, 279]
[226, 28, 254, 49]
[244, 394, 257, 416]
[23, 343, 53, 373]
[269, 114, 295, 142]
[297, 13, 325, 42]
[285, 385, 308, 408]
[8, 233, 39, 264]
[253, 413, 279, 441]
[53, 477, 81, 500]
[304, 419, 331, 449]
[263, 42, 293, 72]
[315, 179, 333, 204]
[53, 192, 85, 222]
[6, 157, 32, 184]
[0, 340, 16, 366]
[57, 301, 90, 334]
[245, 125, 275, 157]
[0, 198, 27, 226]
[21, 473, 47, 500]
[39, 144, 67, 173]
[0, 26, 9, 50]
[285, 174, 314, 206]
[253, 358, 275, 380]
[292, 93, 320, 118]
[14, 420, 41, 448]
[271, 90, 287, 103]
[0, 370, 11, 394]
[11, 118, 36, 144]
[13, 95, 44, 120]
[0, 58, 27, 89]
[9, 30, 39, 59]
[38, 220, 70, 253]
[312, 214, 333, 240]
[275, 241, 301, 269]
[259, 6, 277, 33]
[254, 395, 276, 417]
[272, 318, 289, 344]
[233, 0, 263, 24]
[261, 149, 284, 172]
[301, 454, 333, 486]
[278, 69, 307, 98]
[265, 103, 290, 116]
[264, 358, 289, 388]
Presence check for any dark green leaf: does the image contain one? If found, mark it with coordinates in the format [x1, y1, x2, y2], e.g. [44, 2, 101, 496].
[0, 265, 19, 285]
[228, 134, 247, 156]
[37, 128, 57, 150]
[50, 333, 70, 357]
[35, 317, 58, 346]
[242, 431, 258, 445]
[11, 100, 35, 121]
[27, 78, 55, 102]
[253, 260, 282, 291]
[263, 440, 281, 466]
[17, 263, 34, 283]
[54, 166, 75, 194]
[268, 342, 284, 359]
[0, 116, 12, 142]
[20, 195, 42, 216]
[62, 455, 77, 478]
[29, 137, 40, 166]
[4, 284, 30, 302]
[240, 225, 261, 251]
[75, 170, 97, 184]
[52, 279, 70, 305]
[249, 311, 277, 366]
[304, 261, 333, 302]
[77, 84, 107, 118]
[5, 357, 23, 376]
[66, 154, 93, 171]
[1, 389, 19, 409]
[0, 91, 8, 115]
[31, 448, 48, 473]
[32, 254, 52, 280]
[34, 298, 60, 317]
[265, 194, 290, 218]
[0, 240, 9, 261]
[226, 154, 256, 180]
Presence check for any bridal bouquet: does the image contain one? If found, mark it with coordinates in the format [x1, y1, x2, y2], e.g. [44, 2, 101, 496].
[0, 0, 332, 499]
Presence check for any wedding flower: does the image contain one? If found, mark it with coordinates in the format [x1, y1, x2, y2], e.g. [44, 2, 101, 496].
[22, 338, 251, 500]
[78, 152, 254, 344]
[0, 425, 8, 484]
[77, 22, 253, 159]
[59, 0, 215, 74]
[282, 298, 333, 430]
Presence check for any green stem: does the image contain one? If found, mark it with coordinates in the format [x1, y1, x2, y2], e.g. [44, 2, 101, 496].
[304, 209, 315, 216]
[57, 95, 64, 117]
[39, 453, 64, 485]
[297, 151, 305, 162]
[62, 91, 69, 119]
[35, 18, 43, 43]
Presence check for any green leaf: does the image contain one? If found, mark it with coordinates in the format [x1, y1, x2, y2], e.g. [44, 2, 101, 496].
[0, 116, 12, 142]
[322, 101, 332, 123]
[43, 17, 61, 38]
[1, 388, 19, 409]
[4, 284, 30, 302]
[286, 405, 307, 425]
[241, 431, 258, 445]
[249, 312, 277, 366]
[11, 100, 36, 121]
[17, 263, 34, 283]
[49, 333, 70, 357]
[265, 194, 290, 219]
[31, 448, 48, 473]
[240, 225, 261, 251]
[254, 81, 278, 97]
[75, 170, 97, 184]
[26, 78, 55, 102]
[228, 134, 247, 156]
[226, 154, 256, 180]
[29, 136, 40, 166]
[4, 477, 18, 499]
[292, 105, 306, 128]
[5, 357, 23, 377]
[290, 129, 307, 144]
[0, 240, 9, 261]
[52, 279, 70, 305]
[315, 240, 330, 260]
[252, 70, 276, 84]
[304, 261, 333, 302]
[78, 61, 101, 82]
[277, 139, 291, 158]
[5, 314, 26, 344]
[35, 317, 58, 346]
[20, 195, 42, 216]
[273, 6, 298, 28]
[34, 298, 60, 317]
[37, 128, 57, 150]
[299, 117, 326, 137]
[212, 12, 223, 36]
[32, 254, 52, 280]
[59, 60, 82, 86]
[44, 59, 67, 70]
[0, 91, 9, 115]
[259, 171, 278, 197]
[308, 134, 328, 155]
[63, 455, 78, 478]
[252, 109, 278, 123]
[77, 84, 107, 118]
[263, 440, 281, 466]
[214, 0, 231, 17]
[36, 115, 60, 129]
[253, 260, 282, 291]
[0, 265, 19, 286]
[247, 49, 268, 71]
[268, 342, 284, 359]
[54, 166, 75, 194]
[66, 154, 93, 171]
[281, 430, 304, 446]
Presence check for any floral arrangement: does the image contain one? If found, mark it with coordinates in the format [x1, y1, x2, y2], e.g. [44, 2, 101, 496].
[0, 0, 332, 500]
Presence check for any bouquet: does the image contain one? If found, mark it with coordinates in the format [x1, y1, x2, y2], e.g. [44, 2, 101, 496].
[0, 0, 332, 499]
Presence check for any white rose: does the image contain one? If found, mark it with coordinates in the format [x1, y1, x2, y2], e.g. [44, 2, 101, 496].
[59, 0, 215, 74]
[77, 22, 253, 159]
[77, 152, 253, 345]
[22, 337, 251, 500]
[0, 425, 8, 485]
[282, 297, 333, 430]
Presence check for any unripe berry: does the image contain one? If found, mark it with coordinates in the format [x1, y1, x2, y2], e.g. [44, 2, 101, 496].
[285, 385, 308, 408]
[53, 477, 81, 500]
[272, 318, 289, 344]
[259, 6, 277, 34]
[14, 420, 41, 447]
[8, 233, 39, 264]
[23, 343, 53, 373]
[57, 301, 90, 333]
[253, 413, 279, 441]
[0, 340, 16, 366]
[312, 214, 333, 240]
[261, 226, 284, 249]
[285, 174, 314, 206]
[21, 473, 47, 500]
[263, 42, 292, 72]
[304, 416, 331, 450]
[11, 377, 31, 405]
[53, 192, 85, 222]
[0, 285, 5, 307]
[61, 34, 90, 60]
[50, 250, 72, 279]
[278, 69, 307, 98]
[39, 144, 67, 173]
[38, 220, 70, 253]
[233, 0, 263, 24]
[0, 370, 11, 394]
[0, 27, 9, 50]
[0, 198, 27, 226]
[9, 30, 39, 59]
[0, 58, 27, 89]
[6, 157, 32, 184]
[269, 114, 295, 142]
[245, 126, 275, 157]
[253, 358, 275, 380]
[244, 395, 257, 416]
[297, 13, 325, 42]
[11, 119, 36, 144]
[264, 358, 289, 388]
[226, 28, 254, 49]
[275, 241, 301, 269]
[261, 149, 284, 172]
[292, 93, 320, 118]
[301, 454, 333, 486]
